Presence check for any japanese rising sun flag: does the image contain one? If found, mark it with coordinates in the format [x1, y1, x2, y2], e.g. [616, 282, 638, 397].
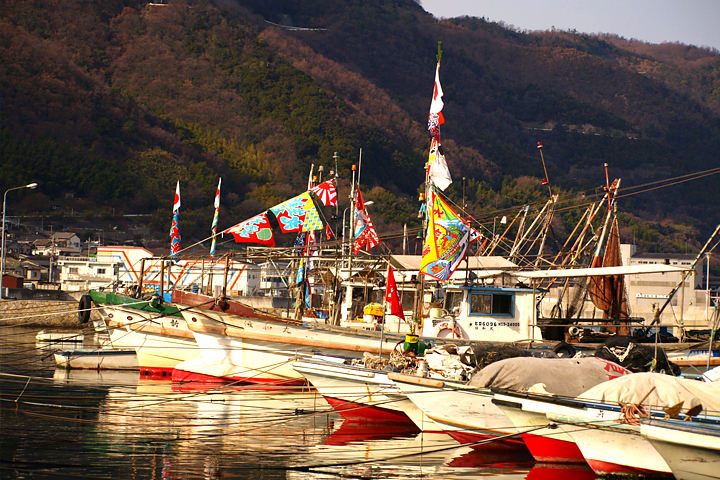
[169, 180, 181, 259]
[224, 212, 275, 247]
[310, 179, 338, 207]
[427, 62, 445, 135]
[353, 188, 380, 254]
[269, 191, 324, 233]
[420, 190, 480, 282]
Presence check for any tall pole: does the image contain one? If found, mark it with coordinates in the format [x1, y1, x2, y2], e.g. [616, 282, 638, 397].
[137, 258, 145, 297]
[1, 182, 38, 299]
[346, 164, 357, 323]
[706, 252, 711, 329]
[159, 259, 165, 300]
[537, 142, 552, 198]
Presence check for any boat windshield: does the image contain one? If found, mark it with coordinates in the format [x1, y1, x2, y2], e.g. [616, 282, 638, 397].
[444, 290, 463, 315]
[469, 292, 513, 315]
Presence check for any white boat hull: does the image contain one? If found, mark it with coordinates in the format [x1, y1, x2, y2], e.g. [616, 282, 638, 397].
[97, 305, 197, 375]
[548, 410, 672, 475]
[641, 419, 720, 480]
[293, 359, 431, 428]
[173, 329, 309, 385]
[492, 393, 585, 463]
[174, 306, 399, 384]
[54, 348, 138, 370]
[391, 374, 527, 448]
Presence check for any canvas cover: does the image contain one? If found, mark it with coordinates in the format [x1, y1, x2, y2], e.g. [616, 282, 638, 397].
[578, 372, 720, 412]
[468, 356, 630, 397]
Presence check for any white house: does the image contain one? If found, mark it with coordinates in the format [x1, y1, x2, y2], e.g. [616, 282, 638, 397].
[57, 255, 120, 291]
[31, 232, 82, 256]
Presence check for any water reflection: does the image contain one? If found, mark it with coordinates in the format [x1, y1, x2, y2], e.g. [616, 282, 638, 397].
[1, 327, 595, 479]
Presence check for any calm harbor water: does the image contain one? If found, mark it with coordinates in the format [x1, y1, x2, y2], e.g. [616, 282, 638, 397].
[0, 326, 606, 479]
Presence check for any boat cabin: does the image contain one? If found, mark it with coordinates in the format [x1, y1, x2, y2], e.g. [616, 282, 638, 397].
[424, 285, 542, 343]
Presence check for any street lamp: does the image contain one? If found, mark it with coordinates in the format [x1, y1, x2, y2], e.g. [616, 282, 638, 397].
[1, 182, 38, 299]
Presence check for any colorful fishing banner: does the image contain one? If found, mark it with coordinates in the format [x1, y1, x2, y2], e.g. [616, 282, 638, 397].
[427, 62, 445, 135]
[224, 212, 275, 247]
[269, 191, 324, 233]
[169, 180, 181, 259]
[353, 188, 380, 254]
[310, 179, 338, 207]
[420, 190, 479, 282]
[304, 281, 312, 309]
[295, 256, 306, 286]
[209, 177, 221, 262]
[385, 265, 405, 321]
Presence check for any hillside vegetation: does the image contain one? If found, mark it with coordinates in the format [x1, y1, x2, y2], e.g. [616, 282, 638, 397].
[2, 0, 720, 255]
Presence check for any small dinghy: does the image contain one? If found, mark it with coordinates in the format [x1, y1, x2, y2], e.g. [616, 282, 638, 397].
[36, 330, 84, 343]
[54, 348, 138, 370]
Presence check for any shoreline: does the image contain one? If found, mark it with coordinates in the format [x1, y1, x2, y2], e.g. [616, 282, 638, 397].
[0, 298, 101, 329]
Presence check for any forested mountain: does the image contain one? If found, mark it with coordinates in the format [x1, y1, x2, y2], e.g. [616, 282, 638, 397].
[2, 0, 719, 254]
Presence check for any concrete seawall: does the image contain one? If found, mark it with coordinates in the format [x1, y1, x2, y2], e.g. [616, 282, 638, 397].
[0, 297, 101, 328]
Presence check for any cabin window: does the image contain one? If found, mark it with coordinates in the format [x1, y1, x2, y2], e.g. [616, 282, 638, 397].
[469, 292, 513, 316]
[69, 267, 79, 274]
[444, 291, 463, 315]
[97, 268, 106, 275]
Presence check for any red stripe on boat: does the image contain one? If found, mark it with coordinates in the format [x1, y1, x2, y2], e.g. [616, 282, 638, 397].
[521, 432, 586, 463]
[323, 396, 418, 428]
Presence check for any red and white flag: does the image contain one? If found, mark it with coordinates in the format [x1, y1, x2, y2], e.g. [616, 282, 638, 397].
[310, 179, 338, 207]
[385, 265, 405, 321]
[427, 62, 445, 134]
[353, 188, 380, 254]
[169, 180, 181, 258]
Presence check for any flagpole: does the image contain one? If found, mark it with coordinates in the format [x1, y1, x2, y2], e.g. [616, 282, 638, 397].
[379, 258, 390, 358]
[415, 45, 443, 335]
[346, 164, 357, 322]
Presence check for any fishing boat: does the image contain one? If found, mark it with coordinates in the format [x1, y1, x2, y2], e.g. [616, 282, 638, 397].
[422, 263, 688, 344]
[170, 289, 402, 385]
[292, 356, 427, 429]
[388, 355, 630, 449]
[640, 417, 720, 480]
[87, 290, 197, 377]
[491, 390, 588, 464]
[388, 371, 529, 449]
[500, 372, 720, 475]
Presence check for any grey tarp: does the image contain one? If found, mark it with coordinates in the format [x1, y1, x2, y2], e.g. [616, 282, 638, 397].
[578, 372, 720, 412]
[468, 356, 630, 397]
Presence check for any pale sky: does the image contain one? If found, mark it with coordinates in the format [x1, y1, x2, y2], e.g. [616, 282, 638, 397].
[420, 0, 720, 51]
